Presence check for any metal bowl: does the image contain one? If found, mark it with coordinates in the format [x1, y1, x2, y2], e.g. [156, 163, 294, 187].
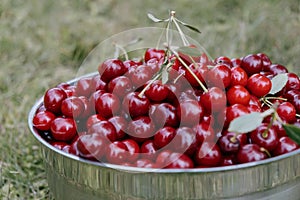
[28, 73, 300, 200]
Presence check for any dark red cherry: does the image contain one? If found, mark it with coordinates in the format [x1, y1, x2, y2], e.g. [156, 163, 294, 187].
[194, 142, 221, 167]
[106, 141, 128, 165]
[257, 53, 272, 71]
[122, 92, 150, 119]
[237, 144, 268, 164]
[165, 153, 194, 169]
[218, 132, 247, 154]
[272, 136, 299, 156]
[33, 111, 56, 131]
[127, 116, 156, 143]
[144, 48, 165, 63]
[50, 117, 77, 141]
[95, 93, 120, 119]
[277, 102, 296, 123]
[107, 76, 133, 97]
[51, 141, 69, 150]
[227, 85, 251, 106]
[193, 122, 215, 144]
[44, 87, 67, 114]
[153, 126, 176, 149]
[225, 104, 250, 127]
[170, 127, 197, 156]
[283, 89, 300, 102]
[88, 120, 117, 142]
[140, 140, 158, 161]
[183, 63, 208, 87]
[207, 64, 231, 88]
[122, 139, 140, 163]
[247, 74, 271, 97]
[285, 73, 300, 91]
[129, 65, 154, 88]
[241, 54, 263, 75]
[75, 77, 96, 97]
[150, 103, 179, 128]
[291, 94, 300, 113]
[200, 87, 227, 114]
[145, 80, 169, 102]
[92, 75, 107, 91]
[108, 116, 127, 140]
[230, 66, 248, 87]
[177, 100, 204, 126]
[86, 114, 105, 130]
[61, 96, 85, 118]
[231, 58, 242, 67]
[214, 56, 232, 67]
[220, 155, 236, 166]
[250, 123, 278, 152]
[98, 59, 127, 83]
[268, 64, 288, 75]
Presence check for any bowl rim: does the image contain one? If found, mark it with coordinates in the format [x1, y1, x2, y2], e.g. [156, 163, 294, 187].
[28, 72, 300, 174]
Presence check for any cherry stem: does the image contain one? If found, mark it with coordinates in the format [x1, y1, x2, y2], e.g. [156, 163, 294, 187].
[168, 47, 208, 93]
[230, 136, 238, 143]
[296, 113, 300, 118]
[138, 73, 161, 98]
[260, 147, 271, 158]
[113, 42, 129, 61]
[265, 96, 287, 101]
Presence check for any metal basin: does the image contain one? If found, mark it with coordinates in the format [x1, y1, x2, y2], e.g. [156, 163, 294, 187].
[28, 74, 300, 200]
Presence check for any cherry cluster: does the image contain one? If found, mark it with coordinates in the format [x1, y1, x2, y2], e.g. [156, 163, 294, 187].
[32, 48, 300, 169]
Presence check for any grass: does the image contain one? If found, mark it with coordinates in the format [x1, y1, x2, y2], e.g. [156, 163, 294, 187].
[0, 0, 299, 199]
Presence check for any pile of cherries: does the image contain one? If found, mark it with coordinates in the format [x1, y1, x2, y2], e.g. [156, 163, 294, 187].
[32, 48, 300, 169]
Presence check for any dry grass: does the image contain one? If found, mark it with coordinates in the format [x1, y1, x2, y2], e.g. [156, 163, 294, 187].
[0, 0, 300, 199]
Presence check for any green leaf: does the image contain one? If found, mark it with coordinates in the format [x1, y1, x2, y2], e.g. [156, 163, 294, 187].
[269, 73, 288, 95]
[283, 124, 300, 145]
[177, 46, 201, 57]
[175, 19, 201, 33]
[228, 112, 264, 133]
[147, 13, 166, 23]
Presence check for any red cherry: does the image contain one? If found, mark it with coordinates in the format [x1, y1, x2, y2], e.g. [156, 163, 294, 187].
[107, 76, 133, 97]
[129, 65, 154, 88]
[122, 139, 140, 163]
[272, 137, 299, 156]
[92, 75, 107, 91]
[170, 127, 197, 156]
[283, 89, 300, 102]
[237, 144, 268, 164]
[75, 77, 96, 97]
[257, 53, 272, 71]
[88, 120, 117, 142]
[33, 111, 56, 131]
[153, 126, 176, 149]
[277, 102, 296, 123]
[291, 94, 300, 113]
[140, 140, 158, 161]
[122, 92, 150, 118]
[78, 96, 92, 119]
[144, 48, 165, 63]
[230, 66, 248, 87]
[214, 56, 232, 67]
[250, 123, 278, 152]
[247, 74, 271, 97]
[144, 80, 169, 102]
[231, 58, 242, 67]
[200, 87, 227, 114]
[268, 64, 288, 75]
[108, 116, 127, 140]
[177, 100, 204, 126]
[227, 85, 251, 106]
[98, 59, 127, 83]
[50, 117, 77, 141]
[220, 155, 236, 166]
[207, 64, 231, 88]
[61, 96, 85, 118]
[241, 54, 263, 75]
[165, 153, 194, 169]
[150, 103, 179, 128]
[135, 158, 157, 168]
[225, 104, 250, 127]
[218, 131, 247, 154]
[86, 114, 105, 130]
[285, 72, 300, 91]
[44, 87, 67, 114]
[95, 92, 120, 119]
[127, 116, 156, 143]
[183, 63, 208, 87]
[193, 122, 215, 144]
[194, 142, 222, 167]
[106, 141, 128, 165]
[51, 141, 69, 150]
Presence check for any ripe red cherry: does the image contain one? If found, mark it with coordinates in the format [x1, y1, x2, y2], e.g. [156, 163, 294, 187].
[272, 136, 299, 156]
[145, 80, 169, 102]
[50, 117, 77, 141]
[153, 126, 176, 148]
[75, 77, 96, 97]
[95, 92, 120, 119]
[107, 76, 133, 97]
[193, 122, 215, 144]
[227, 85, 251, 106]
[92, 75, 107, 91]
[231, 58, 242, 67]
[257, 53, 272, 71]
[85, 114, 105, 130]
[250, 123, 278, 152]
[140, 140, 158, 161]
[135, 158, 157, 168]
[237, 144, 268, 164]
[241, 54, 263, 75]
[285, 73, 300, 91]
[144, 48, 165, 62]
[291, 94, 300, 113]
[200, 87, 227, 114]
[129, 65, 154, 87]
[150, 103, 179, 128]
[33, 111, 56, 131]
[220, 155, 236, 166]
[165, 153, 194, 169]
[51, 141, 69, 150]
[284, 89, 300, 101]
[225, 104, 250, 127]
[194, 142, 222, 167]
[61, 96, 85, 118]
[122, 139, 140, 163]
[268, 64, 288, 75]
[77, 133, 107, 161]
[88, 120, 117, 142]
[214, 56, 232, 67]
[170, 127, 197, 156]
[122, 92, 150, 118]
[108, 116, 127, 140]
[218, 132, 247, 154]
[127, 116, 156, 143]
[277, 102, 296, 123]
[106, 141, 128, 165]
[183, 63, 208, 87]
[44, 87, 67, 114]
[177, 100, 204, 126]
[230, 66, 248, 87]
[207, 64, 231, 88]
[247, 74, 271, 97]
[98, 59, 127, 83]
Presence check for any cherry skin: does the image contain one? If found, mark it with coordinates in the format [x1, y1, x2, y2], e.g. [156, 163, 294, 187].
[193, 122, 215, 144]
[129, 65, 154, 88]
[108, 116, 127, 140]
[283, 89, 300, 102]
[230, 66, 248, 87]
[95, 92, 120, 119]
[291, 94, 300, 113]
[227, 85, 251, 106]
[231, 58, 242, 67]
[183, 63, 208, 87]
[177, 100, 204, 127]
[33, 111, 56, 131]
[135, 158, 157, 168]
[194, 142, 222, 167]
[277, 102, 296, 123]
[241, 54, 263, 75]
[87, 120, 117, 142]
[145, 80, 169, 102]
[214, 56, 232, 67]
[237, 144, 268, 164]
[51, 141, 69, 150]
[144, 48, 165, 62]
[44, 87, 67, 114]
[170, 127, 197, 156]
[85, 114, 105, 130]
[98, 59, 127, 83]
[285, 72, 300, 91]
[127, 116, 156, 143]
[200, 87, 227, 114]
[92, 75, 107, 91]
[250, 123, 278, 152]
[225, 104, 250, 127]
[257, 53, 272, 71]
[220, 155, 236, 166]
[122, 92, 150, 119]
[272, 136, 299, 156]
[150, 103, 179, 128]
[106, 141, 128, 165]
[122, 139, 140, 163]
[268, 64, 288, 75]
[140, 140, 158, 161]
[61, 96, 85, 118]
[75, 77, 96, 97]
[165, 153, 194, 169]
[153, 126, 176, 149]
[247, 74, 272, 97]
[207, 64, 231, 88]
[218, 131, 247, 154]
[107, 76, 133, 97]
[50, 117, 77, 141]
